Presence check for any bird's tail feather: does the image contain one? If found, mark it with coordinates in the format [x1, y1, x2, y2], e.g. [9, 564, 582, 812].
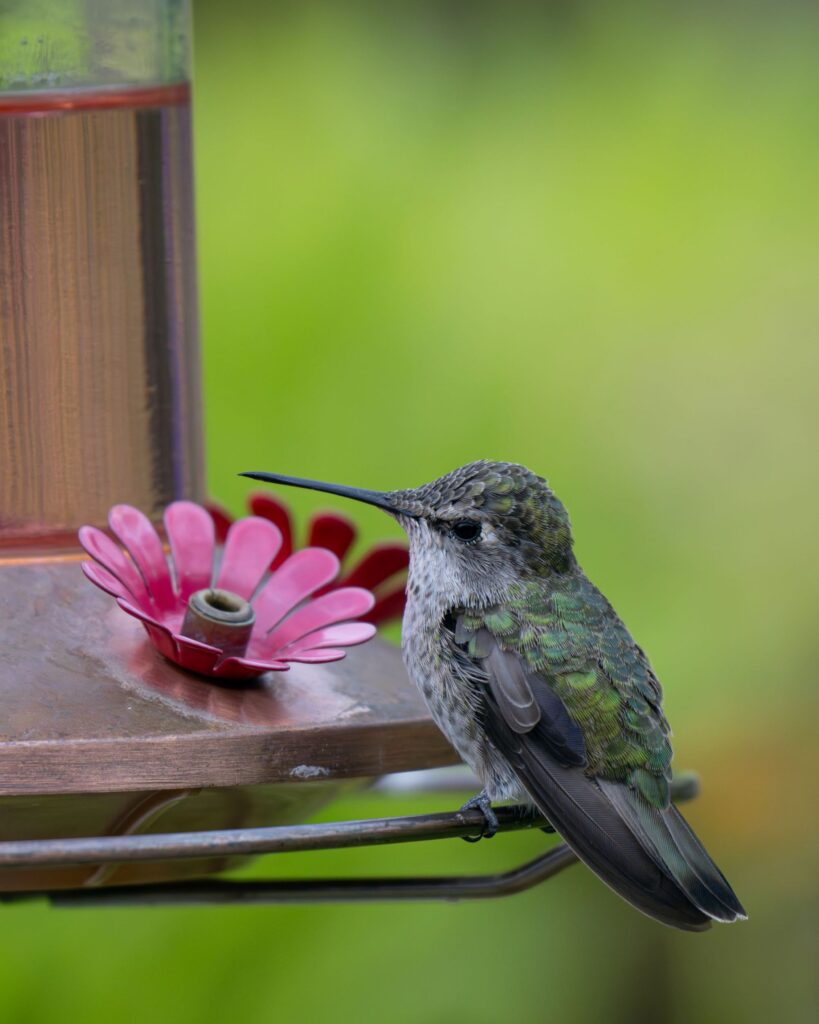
[598, 779, 746, 923]
[515, 742, 745, 930]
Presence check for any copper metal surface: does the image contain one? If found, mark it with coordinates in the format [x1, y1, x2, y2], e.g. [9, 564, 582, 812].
[0, 557, 457, 797]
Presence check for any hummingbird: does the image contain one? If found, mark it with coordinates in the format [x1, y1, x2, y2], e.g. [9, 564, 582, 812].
[242, 461, 746, 930]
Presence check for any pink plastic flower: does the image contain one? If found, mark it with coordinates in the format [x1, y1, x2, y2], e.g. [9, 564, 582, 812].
[79, 502, 377, 680]
[207, 493, 409, 627]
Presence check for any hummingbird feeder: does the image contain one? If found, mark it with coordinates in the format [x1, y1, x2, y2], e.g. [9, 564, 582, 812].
[0, 0, 702, 908]
[80, 501, 377, 678]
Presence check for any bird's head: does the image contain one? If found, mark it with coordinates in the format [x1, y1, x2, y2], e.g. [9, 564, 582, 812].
[241, 461, 574, 606]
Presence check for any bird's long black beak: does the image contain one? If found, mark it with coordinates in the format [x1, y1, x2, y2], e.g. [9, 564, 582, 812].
[240, 471, 414, 517]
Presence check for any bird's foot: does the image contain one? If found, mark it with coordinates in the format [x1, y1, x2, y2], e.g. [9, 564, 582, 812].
[460, 791, 499, 842]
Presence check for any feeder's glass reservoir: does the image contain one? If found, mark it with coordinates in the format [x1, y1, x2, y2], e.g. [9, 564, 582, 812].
[0, 1, 203, 547]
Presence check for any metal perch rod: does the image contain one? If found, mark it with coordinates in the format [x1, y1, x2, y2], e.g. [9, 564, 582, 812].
[46, 845, 580, 908]
[0, 774, 699, 907]
[0, 804, 552, 869]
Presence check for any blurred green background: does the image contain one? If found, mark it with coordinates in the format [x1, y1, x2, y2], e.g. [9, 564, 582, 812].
[3, 1, 817, 1021]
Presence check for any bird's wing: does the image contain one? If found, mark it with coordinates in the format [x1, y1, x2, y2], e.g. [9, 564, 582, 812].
[451, 583, 746, 930]
[456, 575, 673, 804]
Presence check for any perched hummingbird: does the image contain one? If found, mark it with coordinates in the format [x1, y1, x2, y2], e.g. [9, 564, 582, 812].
[242, 461, 746, 930]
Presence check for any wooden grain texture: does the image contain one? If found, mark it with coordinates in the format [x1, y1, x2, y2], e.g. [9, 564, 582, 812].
[0, 557, 458, 797]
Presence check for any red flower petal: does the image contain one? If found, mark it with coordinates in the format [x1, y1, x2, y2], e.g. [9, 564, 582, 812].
[204, 502, 234, 544]
[307, 511, 357, 561]
[249, 493, 293, 569]
[338, 542, 409, 591]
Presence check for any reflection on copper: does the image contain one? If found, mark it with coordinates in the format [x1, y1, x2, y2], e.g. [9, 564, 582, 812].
[117, 611, 367, 730]
[83, 788, 196, 887]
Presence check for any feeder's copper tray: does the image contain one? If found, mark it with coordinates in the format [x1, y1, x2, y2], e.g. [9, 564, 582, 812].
[0, 555, 457, 891]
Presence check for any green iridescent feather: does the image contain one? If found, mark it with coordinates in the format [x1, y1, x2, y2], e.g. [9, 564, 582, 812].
[461, 573, 673, 808]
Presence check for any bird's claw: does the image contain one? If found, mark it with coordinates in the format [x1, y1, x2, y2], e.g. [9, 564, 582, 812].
[460, 792, 499, 842]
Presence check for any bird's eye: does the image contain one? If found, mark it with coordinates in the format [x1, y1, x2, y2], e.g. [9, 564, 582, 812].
[451, 520, 481, 544]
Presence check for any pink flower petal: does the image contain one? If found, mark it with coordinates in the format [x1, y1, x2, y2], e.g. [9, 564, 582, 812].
[142, 622, 180, 662]
[82, 496, 384, 681]
[216, 516, 282, 599]
[115, 597, 160, 625]
[213, 655, 290, 678]
[249, 549, 340, 643]
[109, 505, 177, 615]
[81, 560, 129, 600]
[78, 525, 154, 608]
[116, 598, 178, 661]
[164, 501, 216, 601]
[307, 512, 357, 560]
[282, 622, 376, 654]
[338, 543, 409, 590]
[172, 633, 222, 675]
[265, 587, 375, 652]
[284, 648, 347, 663]
[249, 493, 293, 569]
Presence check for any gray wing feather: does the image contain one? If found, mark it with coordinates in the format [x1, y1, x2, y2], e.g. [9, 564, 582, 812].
[484, 636, 541, 732]
[474, 628, 585, 765]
